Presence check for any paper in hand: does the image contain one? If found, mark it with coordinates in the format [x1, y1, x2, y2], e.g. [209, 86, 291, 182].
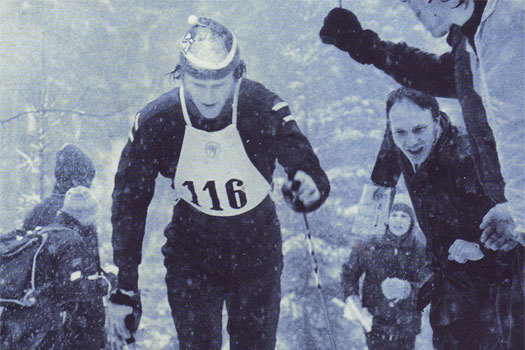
[352, 184, 394, 236]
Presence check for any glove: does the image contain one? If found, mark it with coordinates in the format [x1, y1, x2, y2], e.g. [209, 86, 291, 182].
[320, 8, 362, 51]
[319, 7, 383, 65]
[480, 202, 520, 251]
[282, 170, 320, 212]
[448, 239, 484, 263]
[381, 277, 411, 301]
[106, 289, 142, 349]
[344, 295, 373, 332]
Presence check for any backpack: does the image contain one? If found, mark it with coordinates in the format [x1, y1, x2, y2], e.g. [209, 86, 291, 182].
[0, 225, 73, 307]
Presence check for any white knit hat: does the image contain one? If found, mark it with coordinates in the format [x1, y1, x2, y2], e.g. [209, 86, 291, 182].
[61, 186, 98, 226]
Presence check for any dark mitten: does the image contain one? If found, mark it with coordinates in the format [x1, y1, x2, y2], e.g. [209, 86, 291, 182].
[320, 8, 385, 66]
[320, 8, 363, 52]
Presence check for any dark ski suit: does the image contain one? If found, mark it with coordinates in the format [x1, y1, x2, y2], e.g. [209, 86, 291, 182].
[111, 78, 330, 349]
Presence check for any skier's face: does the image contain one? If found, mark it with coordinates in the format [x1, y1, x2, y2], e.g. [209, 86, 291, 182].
[388, 210, 412, 236]
[401, 0, 472, 38]
[389, 100, 440, 167]
[184, 71, 236, 119]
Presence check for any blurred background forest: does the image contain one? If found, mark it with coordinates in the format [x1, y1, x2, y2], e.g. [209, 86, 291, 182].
[0, 0, 463, 348]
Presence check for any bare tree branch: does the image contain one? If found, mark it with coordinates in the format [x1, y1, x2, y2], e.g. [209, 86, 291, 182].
[1, 106, 130, 124]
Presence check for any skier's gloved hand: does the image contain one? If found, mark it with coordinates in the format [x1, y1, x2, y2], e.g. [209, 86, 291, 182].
[448, 239, 484, 263]
[381, 277, 411, 301]
[282, 170, 320, 212]
[106, 289, 142, 349]
[320, 7, 383, 65]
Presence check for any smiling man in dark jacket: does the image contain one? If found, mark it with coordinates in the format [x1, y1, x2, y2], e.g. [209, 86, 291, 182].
[369, 87, 517, 349]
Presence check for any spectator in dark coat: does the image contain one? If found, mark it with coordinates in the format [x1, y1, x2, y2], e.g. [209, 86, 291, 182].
[368, 87, 517, 349]
[55, 186, 109, 350]
[320, 4, 524, 347]
[0, 187, 109, 350]
[342, 202, 428, 350]
[23, 144, 96, 231]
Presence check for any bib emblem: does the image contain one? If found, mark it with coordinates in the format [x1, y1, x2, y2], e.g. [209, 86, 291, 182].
[205, 141, 221, 158]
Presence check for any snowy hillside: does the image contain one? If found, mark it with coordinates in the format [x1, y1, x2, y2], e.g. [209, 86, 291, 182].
[0, 1, 468, 349]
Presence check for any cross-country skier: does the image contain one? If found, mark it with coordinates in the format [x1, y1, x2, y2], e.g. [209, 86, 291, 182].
[342, 202, 428, 350]
[367, 87, 518, 349]
[107, 15, 330, 349]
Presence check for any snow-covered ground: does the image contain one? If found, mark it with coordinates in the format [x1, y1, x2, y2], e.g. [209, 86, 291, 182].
[0, 1, 488, 349]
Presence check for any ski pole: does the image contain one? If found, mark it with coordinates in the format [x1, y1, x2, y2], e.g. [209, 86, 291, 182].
[302, 213, 338, 350]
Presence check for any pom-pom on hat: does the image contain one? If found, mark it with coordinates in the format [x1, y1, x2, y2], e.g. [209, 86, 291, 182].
[179, 15, 240, 79]
[61, 186, 98, 226]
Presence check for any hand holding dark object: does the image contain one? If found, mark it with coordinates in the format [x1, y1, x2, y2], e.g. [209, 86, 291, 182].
[282, 170, 320, 212]
[320, 7, 383, 65]
[106, 289, 142, 349]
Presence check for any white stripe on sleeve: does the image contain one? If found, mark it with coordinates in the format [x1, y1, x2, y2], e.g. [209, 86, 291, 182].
[133, 113, 140, 131]
[272, 102, 289, 112]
